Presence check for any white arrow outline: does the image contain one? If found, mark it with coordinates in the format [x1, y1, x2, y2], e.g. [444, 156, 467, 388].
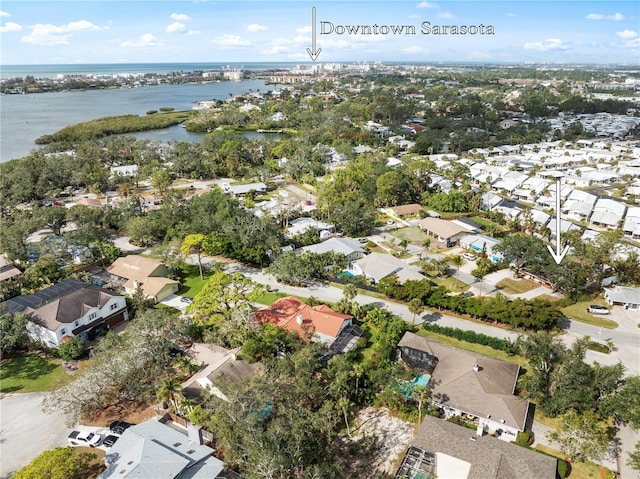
[547, 178, 570, 264]
[306, 7, 322, 61]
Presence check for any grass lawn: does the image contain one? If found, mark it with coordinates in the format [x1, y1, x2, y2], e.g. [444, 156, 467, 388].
[496, 277, 538, 294]
[562, 300, 618, 329]
[534, 444, 609, 479]
[432, 276, 469, 292]
[255, 290, 289, 305]
[390, 226, 430, 244]
[470, 216, 506, 231]
[538, 294, 562, 302]
[0, 353, 81, 393]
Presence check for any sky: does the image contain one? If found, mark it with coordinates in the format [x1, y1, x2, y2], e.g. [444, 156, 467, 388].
[0, 1, 638, 65]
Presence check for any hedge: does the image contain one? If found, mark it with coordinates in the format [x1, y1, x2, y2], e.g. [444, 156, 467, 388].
[421, 323, 515, 353]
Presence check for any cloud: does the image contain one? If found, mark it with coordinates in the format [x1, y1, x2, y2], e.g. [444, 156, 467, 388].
[296, 25, 312, 34]
[21, 20, 104, 45]
[262, 45, 289, 54]
[187, 30, 201, 35]
[616, 30, 638, 39]
[1, 10, 10, 17]
[246, 23, 267, 32]
[211, 34, 251, 48]
[402, 46, 423, 54]
[417, 1, 437, 8]
[506, 13, 516, 17]
[170, 13, 190, 21]
[166, 22, 186, 33]
[120, 33, 162, 47]
[438, 12, 455, 19]
[523, 38, 569, 51]
[586, 13, 624, 21]
[0, 21, 21, 33]
[293, 35, 310, 44]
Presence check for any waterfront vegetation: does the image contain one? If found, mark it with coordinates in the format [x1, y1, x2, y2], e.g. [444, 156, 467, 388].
[35, 111, 193, 144]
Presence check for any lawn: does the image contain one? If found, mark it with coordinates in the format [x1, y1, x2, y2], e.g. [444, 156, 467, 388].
[390, 226, 430, 244]
[496, 278, 538, 294]
[255, 290, 289, 305]
[0, 353, 79, 393]
[534, 444, 611, 479]
[470, 216, 506, 231]
[562, 300, 618, 329]
[432, 276, 469, 292]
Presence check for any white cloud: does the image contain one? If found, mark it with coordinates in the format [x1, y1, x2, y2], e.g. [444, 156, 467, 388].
[246, 23, 267, 32]
[1, 10, 10, 17]
[296, 25, 312, 34]
[170, 13, 190, 21]
[586, 13, 624, 21]
[120, 33, 162, 48]
[616, 30, 638, 39]
[262, 45, 289, 54]
[21, 20, 104, 45]
[506, 13, 516, 17]
[523, 38, 568, 51]
[166, 22, 186, 33]
[417, 1, 437, 8]
[438, 12, 455, 19]
[402, 46, 423, 54]
[0, 21, 21, 33]
[211, 34, 251, 48]
[187, 30, 201, 35]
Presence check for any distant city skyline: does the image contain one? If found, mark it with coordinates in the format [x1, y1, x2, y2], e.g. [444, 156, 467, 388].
[1, 1, 638, 65]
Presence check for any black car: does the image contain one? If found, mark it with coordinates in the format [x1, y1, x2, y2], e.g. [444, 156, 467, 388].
[109, 420, 133, 435]
[103, 435, 119, 448]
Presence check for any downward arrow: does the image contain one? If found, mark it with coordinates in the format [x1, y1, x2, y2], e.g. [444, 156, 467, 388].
[306, 7, 322, 61]
[547, 178, 570, 264]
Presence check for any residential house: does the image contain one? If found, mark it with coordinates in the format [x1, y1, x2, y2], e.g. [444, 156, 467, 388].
[98, 419, 231, 479]
[352, 252, 426, 284]
[604, 286, 640, 310]
[589, 198, 626, 230]
[301, 237, 366, 268]
[0, 254, 21, 282]
[110, 164, 139, 177]
[107, 255, 179, 303]
[623, 206, 640, 239]
[3, 278, 128, 347]
[223, 182, 267, 197]
[480, 192, 502, 211]
[459, 235, 503, 263]
[286, 217, 335, 238]
[562, 189, 597, 222]
[547, 217, 579, 240]
[395, 415, 556, 479]
[397, 332, 530, 440]
[417, 218, 469, 247]
[254, 296, 354, 347]
[383, 204, 424, 220]
[182, 345, 263, 403]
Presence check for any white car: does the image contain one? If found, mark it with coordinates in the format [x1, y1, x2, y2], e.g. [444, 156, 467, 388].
[68, 430, 102, 447]
[461, 253, 475, 261]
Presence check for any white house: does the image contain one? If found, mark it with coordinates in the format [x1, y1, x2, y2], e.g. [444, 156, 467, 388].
[3, 278, 128, 347]
[604, 286, 640, 310]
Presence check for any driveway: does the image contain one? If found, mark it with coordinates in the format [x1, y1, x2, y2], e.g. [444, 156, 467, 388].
[159, 293, 190, 313]
[0, 393, 70, 478]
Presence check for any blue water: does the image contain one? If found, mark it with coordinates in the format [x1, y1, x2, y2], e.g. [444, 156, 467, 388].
[401, 374, 431, 397]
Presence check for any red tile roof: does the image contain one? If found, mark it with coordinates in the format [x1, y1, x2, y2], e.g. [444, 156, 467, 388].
[254, 296, 351, 341]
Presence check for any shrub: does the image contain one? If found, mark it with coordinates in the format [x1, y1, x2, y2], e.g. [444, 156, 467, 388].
[422, 323, 515, 353]
[146, 110, 158, 115]
[515, 430, 534, 447]
[58, 336, 86, 361]
[557, 458, 570, 478]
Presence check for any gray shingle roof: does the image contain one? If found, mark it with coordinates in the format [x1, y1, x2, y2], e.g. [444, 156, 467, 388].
[408, 415, 556, 479]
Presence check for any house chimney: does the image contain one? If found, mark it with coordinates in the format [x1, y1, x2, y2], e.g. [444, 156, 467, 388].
[297, 313, 303, 325]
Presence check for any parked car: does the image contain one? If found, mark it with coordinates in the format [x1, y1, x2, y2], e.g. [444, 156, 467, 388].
[103, 435, 119, 448]
[587, 305, 610, 315]
[68, 430, 102, 447]
[461, 253, 475, 261]
[109, 420, 133, 435]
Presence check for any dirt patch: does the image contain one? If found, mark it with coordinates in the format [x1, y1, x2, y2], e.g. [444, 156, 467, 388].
[83, 402, 158, 427]
[75, 446, 106, 479]
[334, 407, 416, 479]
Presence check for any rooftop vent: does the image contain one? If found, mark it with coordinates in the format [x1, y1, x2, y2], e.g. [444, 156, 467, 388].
[470, 437, 477, 441]
[297, 313, 303, 325]
[473, 364, 482, 372]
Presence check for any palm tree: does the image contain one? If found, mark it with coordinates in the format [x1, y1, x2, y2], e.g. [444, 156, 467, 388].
[338, 396, 352, 438]
[408, 298, 425, 325]
[412, 384, 430, 424]
[399, 238, 409, 255]
[343, 283, 357, 302]
[157, 377, 181, 412]
[352, 363, 365, 397]
[448, 254, 463, 285]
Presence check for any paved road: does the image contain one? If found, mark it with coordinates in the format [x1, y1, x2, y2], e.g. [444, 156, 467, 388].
[0, 392, 70, 478]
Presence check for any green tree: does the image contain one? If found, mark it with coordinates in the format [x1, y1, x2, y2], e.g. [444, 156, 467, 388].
[0, 308, 29, 359]
[58, 336, 86, 361]
[600, 375, 640, 429]
[35, 206, 68, 236]
[448, 254, 463, 283]
[408, 298, 425, 325]
[412, 384, 431, 424]
[150, 169, 172, 196]
[516, 332, 565, 405]
[156, 377, 182, 412]
[190, 272, 262, 325]
[13, 446, 97, 479]
[181, 233, 207, 280]
[548, 409, 611, 462]
[628, 441, 640, 473]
